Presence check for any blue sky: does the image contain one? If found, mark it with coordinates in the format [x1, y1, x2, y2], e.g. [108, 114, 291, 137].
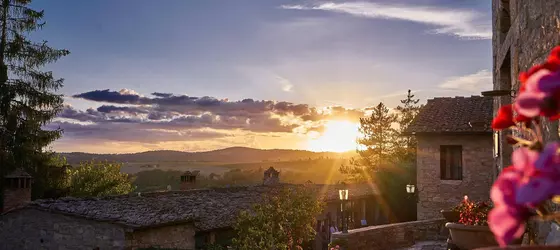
[32, 0, 493, 153]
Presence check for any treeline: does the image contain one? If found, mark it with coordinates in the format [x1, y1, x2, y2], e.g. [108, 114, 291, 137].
[133, 162, 347, 192]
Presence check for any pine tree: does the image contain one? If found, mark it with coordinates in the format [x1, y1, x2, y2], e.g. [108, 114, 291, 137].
[340, 102, 398, 180]
[0, 0, 69, 203]
[394, 90, 423, 165]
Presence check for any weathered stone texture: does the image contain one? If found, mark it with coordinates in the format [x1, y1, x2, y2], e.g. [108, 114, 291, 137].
[2, 187, 31, 212]
[416, 135, 493, 220]
[0, 208, 126, 250]
[493, 0, 560, 245]
[0, 208, 198, 250]
[331, 219, 446, 250]
[127, 224, 195, 249]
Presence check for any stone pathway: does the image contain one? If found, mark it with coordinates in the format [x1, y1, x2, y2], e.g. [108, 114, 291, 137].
[397, 241, 447, 250]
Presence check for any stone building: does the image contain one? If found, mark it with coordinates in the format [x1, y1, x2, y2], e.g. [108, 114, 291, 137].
[1, 169, 33, 213]
[491, 0, 560, 244]
[406, 96, 494, 220]
[0, 168, 384, 250]
[492, 0, 560, 174]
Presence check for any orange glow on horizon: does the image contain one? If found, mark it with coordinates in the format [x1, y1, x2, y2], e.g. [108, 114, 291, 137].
[307, 120, 361, 153]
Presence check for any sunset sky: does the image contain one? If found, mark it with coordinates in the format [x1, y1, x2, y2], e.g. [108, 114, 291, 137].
[34, 0, 492, 153]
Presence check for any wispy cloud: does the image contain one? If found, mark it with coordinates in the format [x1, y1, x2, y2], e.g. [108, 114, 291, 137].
[276, 75, 294, 92]
[280, 2, 491, 40]
[439, 69, 492, 92]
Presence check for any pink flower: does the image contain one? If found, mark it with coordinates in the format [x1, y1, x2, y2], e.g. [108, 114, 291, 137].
[517, 143, 560, 205]
[511, 147, 539, 176]
[514, 47, 560, 120]
[489, 166, 530, 247]
[514, 69, 556, 118]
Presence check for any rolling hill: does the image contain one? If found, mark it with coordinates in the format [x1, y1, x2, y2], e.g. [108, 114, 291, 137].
[59, 147, 357, 165]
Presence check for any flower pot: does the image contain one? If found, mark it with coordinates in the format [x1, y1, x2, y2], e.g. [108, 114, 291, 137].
[441, 209, 461, 222]
[446, 223, 499, 249]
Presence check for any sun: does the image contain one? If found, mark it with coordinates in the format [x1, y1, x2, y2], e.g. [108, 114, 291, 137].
[307, 120, 361, 152]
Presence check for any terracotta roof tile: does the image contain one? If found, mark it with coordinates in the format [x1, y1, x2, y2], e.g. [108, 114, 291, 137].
[406, 96, 493, 134]
[27, 183, 377, 231]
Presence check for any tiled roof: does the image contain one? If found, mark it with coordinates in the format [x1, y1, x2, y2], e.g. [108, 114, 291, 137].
[4, 169, 32, 178]
[26, 183, 377, 231]
[406, 96, 493, 134]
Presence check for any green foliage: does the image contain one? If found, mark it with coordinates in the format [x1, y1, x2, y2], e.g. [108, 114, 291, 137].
[132, 159, 350, 192]
[394, 90, 423, 165]
[340, 90, 422, 222]
[232, 186, 324, 250]
[66, 160, 134, 197]
[0, 0, 69, 203]
[340, 101, 398, 179]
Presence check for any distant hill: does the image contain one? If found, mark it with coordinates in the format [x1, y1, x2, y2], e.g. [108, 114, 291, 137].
[59, 147, 357, 165]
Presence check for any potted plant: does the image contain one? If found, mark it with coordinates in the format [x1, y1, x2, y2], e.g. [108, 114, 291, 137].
[445, 197, 508, 249]
[441, 198, 464, 223]
[479, 46, 560, 249]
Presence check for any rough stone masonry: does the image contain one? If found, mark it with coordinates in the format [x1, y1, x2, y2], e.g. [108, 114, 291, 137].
[492, 0, 560, 245]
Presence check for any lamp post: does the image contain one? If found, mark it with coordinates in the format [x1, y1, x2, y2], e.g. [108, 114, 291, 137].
[338, 182, 349, 233]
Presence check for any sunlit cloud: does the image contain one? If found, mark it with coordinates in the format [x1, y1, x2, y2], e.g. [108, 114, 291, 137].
[439, 69, 492, 92]
[50, 89, 369, 152]
[280, 2, 491, 40]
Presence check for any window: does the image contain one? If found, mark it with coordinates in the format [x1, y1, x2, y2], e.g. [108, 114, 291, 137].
[440, 145, 462, 180]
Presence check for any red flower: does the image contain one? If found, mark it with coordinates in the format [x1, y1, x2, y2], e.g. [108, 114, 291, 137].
[492, 105, 515, 130]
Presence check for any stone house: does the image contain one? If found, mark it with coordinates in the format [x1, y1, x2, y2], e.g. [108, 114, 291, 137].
[1, 167, 384, 250]
[405, 96, 494, 220]
[491, 0, 560, 244]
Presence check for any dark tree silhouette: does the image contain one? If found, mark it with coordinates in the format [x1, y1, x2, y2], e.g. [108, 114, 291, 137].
[0, 0, 69, 204]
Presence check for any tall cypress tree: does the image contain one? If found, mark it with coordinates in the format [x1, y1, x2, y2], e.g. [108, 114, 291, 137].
[0, 0, 69, 204]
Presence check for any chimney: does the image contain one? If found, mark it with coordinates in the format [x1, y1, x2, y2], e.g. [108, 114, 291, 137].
[2, 169, 33, 212]
[180, 171, 199, 190]
[263, 167, 280, 186]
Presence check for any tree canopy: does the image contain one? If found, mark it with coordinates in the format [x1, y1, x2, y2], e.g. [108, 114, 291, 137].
[0, 0, 69, 202]
[66, 160, 134, 198]
[232, 186, 324, 250]
[340, 90, 422, 222]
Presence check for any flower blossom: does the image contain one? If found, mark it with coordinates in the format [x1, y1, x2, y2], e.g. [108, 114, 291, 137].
[492, 105, 515, 130]
[515, 46, 560, 119]
[489, 147, 539, 246]
[516, 142, 560, 205]
[488, 165, 530, 247]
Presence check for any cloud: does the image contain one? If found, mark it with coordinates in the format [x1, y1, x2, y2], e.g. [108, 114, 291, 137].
[280, 2, 491, 40]
[57, 89, 368, 144]
[439, 69, 492, 92]
[277, 75, 294, 92]
[46, 121, 229, 143]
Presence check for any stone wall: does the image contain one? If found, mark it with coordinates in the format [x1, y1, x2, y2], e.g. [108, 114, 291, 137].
[0, 208, 197, 250]
[492, 0, 560, 245]
[330, 219, 446, 250]
[416, 135, 493, 220]
[2, 187, 31, 212]
[0, 208, 126, 250]
[127, 224, 196, 249]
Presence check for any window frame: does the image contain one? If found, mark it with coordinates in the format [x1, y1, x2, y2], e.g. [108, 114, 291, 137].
[440, 145, 463, 180]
